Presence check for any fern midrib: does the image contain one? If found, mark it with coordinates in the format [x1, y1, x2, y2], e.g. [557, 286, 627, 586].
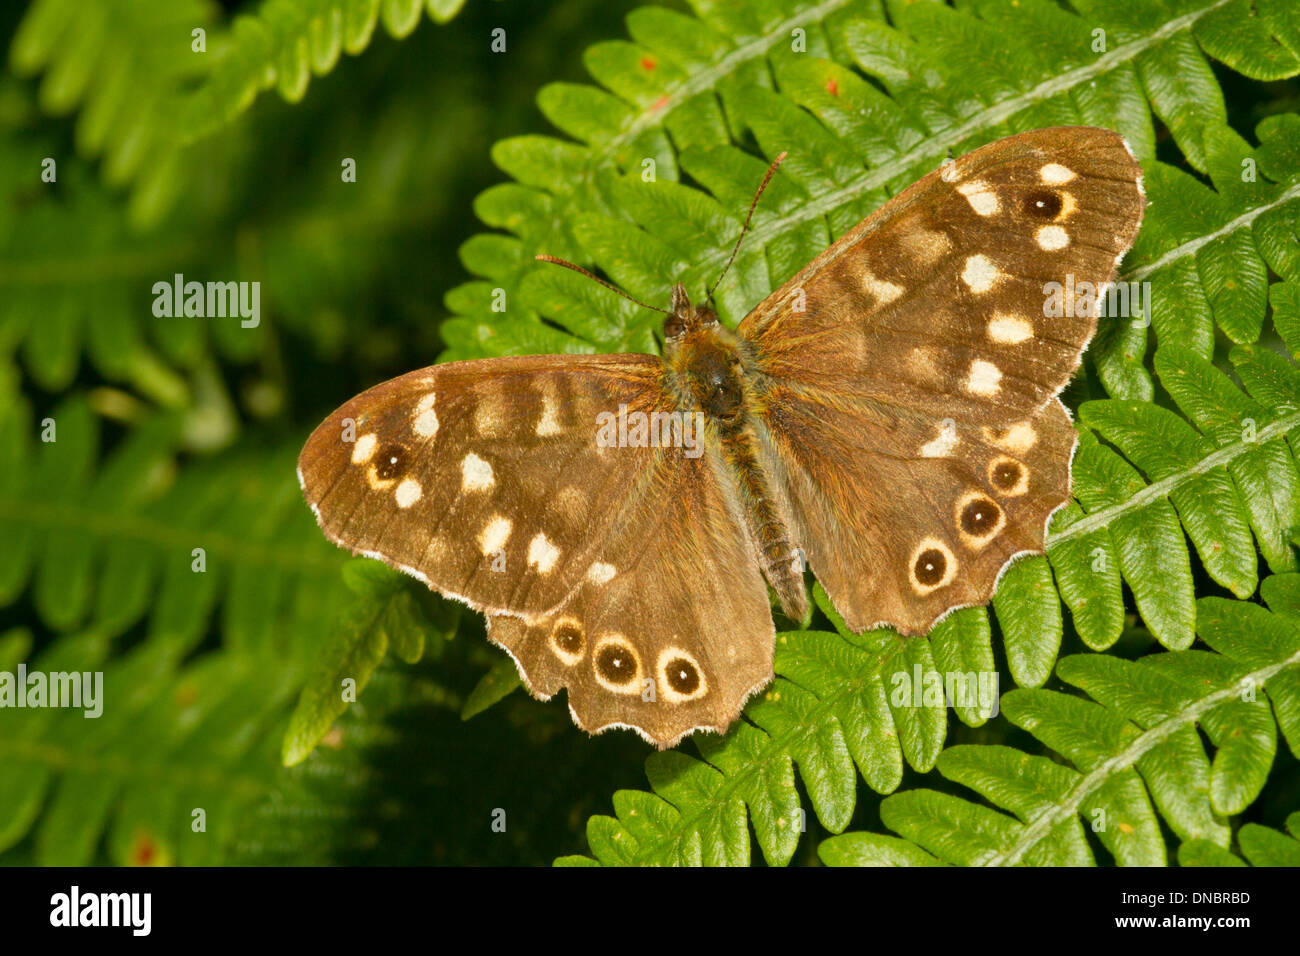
[1046, 410, 1300, 546]
[991, 642, 1300, 865]
[600, 0, 857, 157]
[1125, 179, 1300, 284]
[689, 0, 1234, 285]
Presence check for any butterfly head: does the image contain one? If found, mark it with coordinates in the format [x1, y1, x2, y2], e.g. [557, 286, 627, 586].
[662, 283, 719, 344]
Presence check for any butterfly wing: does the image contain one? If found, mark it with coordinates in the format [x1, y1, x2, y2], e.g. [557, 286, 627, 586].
[299, 354, 671, 617]
[738, 127, 1145, 634]
[487, 439, 774, 749]
[299, 354, 775, 744]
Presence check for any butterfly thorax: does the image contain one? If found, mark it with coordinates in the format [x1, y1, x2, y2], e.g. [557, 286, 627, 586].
[663, 287, 808, 623]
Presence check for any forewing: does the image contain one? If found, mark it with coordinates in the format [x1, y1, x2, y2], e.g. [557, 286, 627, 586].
[739, 126, 1145, 423]
[299, 354, 669, 617]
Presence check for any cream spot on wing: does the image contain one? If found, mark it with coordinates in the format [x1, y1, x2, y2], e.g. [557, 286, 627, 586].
[425, 534, 450, 562]
[527, 532, 561, 574]
[351, 433, 377, 465]
[478, 515, 512, 555]
[1041, 162, 1076, 184]
[556, 486, 587, 525]
[939, 158, 958, 183]
[909, 538, 957, 595]
[862, 270, 905, 306]
[656, 647, 708, 704]
[1058, 191, 1077, 219]
[395, 478, 422, 509]
[920, 421, 959, 458]
[899, 224, 953, 265]
[961, 254, 1000, 293]
[1036, 225, 1070, 251]
[908, 346, 941, 382]
[587, 562, 616, 585]
[474, 400, 505, 438]
[984, 422, 1037, 453]
[967, 360, 1002, 396]
[957, 180, 999, 216]
[461, 452, 494, 492]
[536, 390, 562, 437]
[988, 313, 1034, 344]
[413, 392, 439, 438]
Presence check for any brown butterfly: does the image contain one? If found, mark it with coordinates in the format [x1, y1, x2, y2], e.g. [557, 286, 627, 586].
[299, 126, 1144, 749]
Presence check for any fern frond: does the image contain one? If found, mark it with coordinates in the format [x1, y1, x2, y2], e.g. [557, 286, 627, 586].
[815, 583, 1300, 866]
[444, 0, 1300, 365]
[0, 383, 349, 653]
[7, 0, 470, 225]
[1180, 814, 1300, 866]
[0, 628, 297, 864]
[180, 0, 470, 143]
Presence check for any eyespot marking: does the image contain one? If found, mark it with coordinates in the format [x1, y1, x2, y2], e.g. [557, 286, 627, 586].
[956, 491, 1005, 548]
[657, 648, 708, 704]
[989, 456, 1029, 496]
[550, 617, 584, 666]
[910, 538, 957, 595]
[593, 635, 641, 694]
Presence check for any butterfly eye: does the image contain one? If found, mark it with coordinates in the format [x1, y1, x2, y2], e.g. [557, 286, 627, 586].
[663, 315, 686, 340]
[1024, 189, 1063, 219]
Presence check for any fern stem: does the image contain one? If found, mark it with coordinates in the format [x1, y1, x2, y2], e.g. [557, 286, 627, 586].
[993, 644, 1300, 866]
[1046, 411, 1300, 546]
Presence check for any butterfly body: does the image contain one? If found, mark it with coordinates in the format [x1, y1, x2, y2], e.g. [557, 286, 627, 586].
[663, 287, 808, 621]
[299, 127, 1145, 748]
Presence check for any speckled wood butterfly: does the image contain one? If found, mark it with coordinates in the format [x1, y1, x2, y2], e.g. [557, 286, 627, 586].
[299, 126, 1144, 748]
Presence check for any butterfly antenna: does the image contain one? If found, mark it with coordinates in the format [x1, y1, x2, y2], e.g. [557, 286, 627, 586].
[534, 255, 669, 314]
[707, 150, 788, 302]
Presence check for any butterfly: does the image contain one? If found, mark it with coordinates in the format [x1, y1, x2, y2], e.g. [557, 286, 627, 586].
[299, 126, 1145, 749]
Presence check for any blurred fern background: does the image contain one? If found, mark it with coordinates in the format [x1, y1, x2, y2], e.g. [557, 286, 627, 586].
[2, 0, 1300, 867]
